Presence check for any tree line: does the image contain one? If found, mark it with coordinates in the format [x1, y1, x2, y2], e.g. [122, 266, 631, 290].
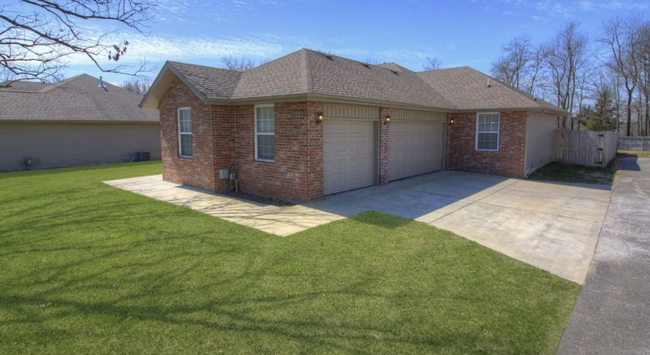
[488, 15, 650, 136]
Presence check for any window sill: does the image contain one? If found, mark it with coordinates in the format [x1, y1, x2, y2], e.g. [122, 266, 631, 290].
[475, 149, 499, 152]
[255, 158, 275, 163]
[179, 155, 193, 159]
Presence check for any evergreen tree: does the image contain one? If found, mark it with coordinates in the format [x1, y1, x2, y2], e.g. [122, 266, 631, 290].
[586, 87, 617, 131]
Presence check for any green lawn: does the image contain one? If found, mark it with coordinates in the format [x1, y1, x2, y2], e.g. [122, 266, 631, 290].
[618, 150, 650, 159]
[0, 163, 580, 354]
[528, 161, 617, 185]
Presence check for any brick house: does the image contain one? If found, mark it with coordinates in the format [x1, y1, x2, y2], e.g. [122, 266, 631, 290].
[141, 49, 567, 203]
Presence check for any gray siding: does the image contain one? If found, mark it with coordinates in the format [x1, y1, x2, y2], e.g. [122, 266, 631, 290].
[524, 114, 558, 176]
[0, 122, 161, 172]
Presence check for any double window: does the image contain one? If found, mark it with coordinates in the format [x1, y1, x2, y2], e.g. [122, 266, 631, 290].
[255, 105, 275, 161]
[178, 107, 192, 158]
[476, 113, 500, 151]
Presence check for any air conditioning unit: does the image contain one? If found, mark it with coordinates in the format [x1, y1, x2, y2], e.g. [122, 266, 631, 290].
[20, 156, 40, 169]
[129, 152, 151, 162]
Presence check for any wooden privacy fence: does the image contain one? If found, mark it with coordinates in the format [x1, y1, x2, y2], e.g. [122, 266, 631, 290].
[554, 130, 618, 167]
[618, 137, 650, 151]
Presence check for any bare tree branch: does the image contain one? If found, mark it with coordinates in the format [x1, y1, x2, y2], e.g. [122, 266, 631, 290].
[0, 0, 157, 85]
[220, 56, 256, 71]
[422, 56, 442, 70]
[119, 76, 151, 94]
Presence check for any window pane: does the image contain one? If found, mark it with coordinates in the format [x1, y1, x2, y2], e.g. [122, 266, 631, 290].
[478, 133, 498, 150]
[257, 135, 275, 160]
[180, 134, 192, 156]
[179, 109, 191, 133]
[478, 114, 499, 133]
[256, 107, 275, 134]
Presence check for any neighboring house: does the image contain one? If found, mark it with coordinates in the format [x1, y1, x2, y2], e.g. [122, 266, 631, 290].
[0, 74, 160, 172]
[140, 49, 566, 203]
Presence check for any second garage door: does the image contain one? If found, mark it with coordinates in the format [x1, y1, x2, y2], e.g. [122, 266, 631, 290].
[323, 120, 375, 195]
[389, 121, 444, 181]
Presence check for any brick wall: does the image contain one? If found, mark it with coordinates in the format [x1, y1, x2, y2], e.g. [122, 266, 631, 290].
[159, 77, 217, 191]
[446, 111, 526, 178]
[232, 102, 324, 203]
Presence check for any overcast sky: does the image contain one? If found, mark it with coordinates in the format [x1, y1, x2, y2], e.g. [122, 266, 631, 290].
[30, 0, 650, 84]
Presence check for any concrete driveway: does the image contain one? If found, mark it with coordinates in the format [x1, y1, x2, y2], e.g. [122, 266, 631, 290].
[307, 171, 611, 284]
[106, 170, 611, 284]
[557, 157, 650, 354]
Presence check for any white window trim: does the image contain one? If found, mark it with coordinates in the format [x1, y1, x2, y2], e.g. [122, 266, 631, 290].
[475, 112, 500, 152]
[254, 104, 275, 162]
[177, 107, 192, 158]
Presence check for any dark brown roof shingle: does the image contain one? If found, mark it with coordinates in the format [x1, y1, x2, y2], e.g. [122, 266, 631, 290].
[0, 74, 159, 122]
[143, 48, 567, 115]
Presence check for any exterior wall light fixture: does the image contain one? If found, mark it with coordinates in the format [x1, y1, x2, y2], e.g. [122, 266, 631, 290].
[384, 115, 391, 125]
[316, 112, 323, 124]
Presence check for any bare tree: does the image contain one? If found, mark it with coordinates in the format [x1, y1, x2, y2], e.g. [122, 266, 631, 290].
[491, 35, 533, 89]
[600, 15, 643, 136]
[0, 0, 157, 85]
[120, 77, 151, 95]
[575, 66, 597, 130]
[636, 21, 650, 136]
[422, 56, 442, 70]
[526, 43, 545, 95]
[364, 56, 380, 65]
[220, 56, 256, 71]
[491, 55, 515, 86]
[544, 23, 589, 129]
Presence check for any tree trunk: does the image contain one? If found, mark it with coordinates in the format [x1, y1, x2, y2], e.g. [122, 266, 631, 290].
[627, 91, 633, 136]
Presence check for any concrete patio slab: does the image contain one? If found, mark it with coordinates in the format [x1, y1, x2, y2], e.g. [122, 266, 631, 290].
[106, 170, 611, 284]
[104, 175, 345, 237]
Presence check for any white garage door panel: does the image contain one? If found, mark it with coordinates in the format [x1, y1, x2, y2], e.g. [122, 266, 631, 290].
[389, 122, 443, 181]
[324, 120, 375, 195]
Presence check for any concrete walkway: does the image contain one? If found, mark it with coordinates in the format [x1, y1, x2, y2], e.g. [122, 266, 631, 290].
[104, 175, 345, 237]
[106, 171, 611, 284]
[557, 157, 650, 355]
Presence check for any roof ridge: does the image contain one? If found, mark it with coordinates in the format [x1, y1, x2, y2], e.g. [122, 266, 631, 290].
[39, 74, 86, 93]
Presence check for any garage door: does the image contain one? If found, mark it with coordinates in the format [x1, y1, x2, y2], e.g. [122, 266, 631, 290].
[323, 120, 376, 195]
[389, 121, 443, 181]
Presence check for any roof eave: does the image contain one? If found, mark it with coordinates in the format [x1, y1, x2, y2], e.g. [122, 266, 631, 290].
[0, 118, 159, 124]
[456, 106, 568, 116]
[206, 93, 455, 112]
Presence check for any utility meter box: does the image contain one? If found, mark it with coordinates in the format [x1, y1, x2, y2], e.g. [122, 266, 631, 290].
[219, 168, 229, 180]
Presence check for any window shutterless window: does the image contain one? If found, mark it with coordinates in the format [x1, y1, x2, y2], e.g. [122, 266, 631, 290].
[476, 113, 500, 151]
[255, 105, 275, 161]
[178, 107, 192, 158]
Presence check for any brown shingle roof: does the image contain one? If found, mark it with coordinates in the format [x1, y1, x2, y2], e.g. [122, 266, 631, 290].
[142, 48, 567, 115]
[306, 50, 453, 109]
[0, 74, 159, 122]
[416, 66, 563, 113]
